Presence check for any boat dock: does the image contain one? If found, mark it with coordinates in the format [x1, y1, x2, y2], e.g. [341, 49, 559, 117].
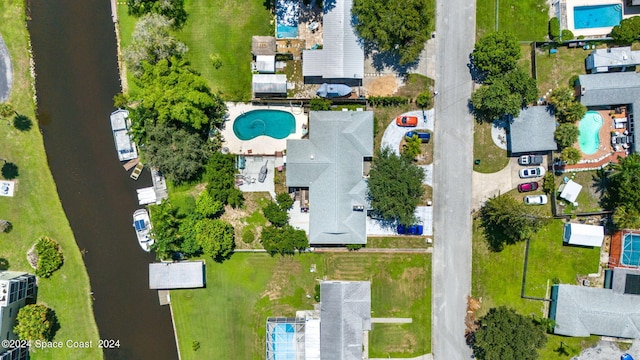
[136, 168, 168, 205]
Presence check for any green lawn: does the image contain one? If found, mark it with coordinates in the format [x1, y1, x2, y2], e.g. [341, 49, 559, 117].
[0, 1, 102, 359]
[557, 171, 604, 214]
[116, 3, 140, 95]
[178, 0, 273, 101]
[171, 253, 431, 359]
[472, 219, 601, 357]
[473, 121, 509, 173]
[476, 0, 550, 40]
[535, 45, 591, 95]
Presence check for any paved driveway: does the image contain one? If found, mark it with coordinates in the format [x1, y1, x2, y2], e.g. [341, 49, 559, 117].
[432, 0, 476, 357]
[380, 109, 435, 187]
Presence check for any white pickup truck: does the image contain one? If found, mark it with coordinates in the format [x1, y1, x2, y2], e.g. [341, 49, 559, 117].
[518, 155, 543, 166]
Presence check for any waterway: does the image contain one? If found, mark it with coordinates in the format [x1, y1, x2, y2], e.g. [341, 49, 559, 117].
[27, 1, 177, 359]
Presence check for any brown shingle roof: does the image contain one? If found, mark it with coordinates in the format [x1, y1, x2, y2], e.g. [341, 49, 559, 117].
[252, 36, 277, 56]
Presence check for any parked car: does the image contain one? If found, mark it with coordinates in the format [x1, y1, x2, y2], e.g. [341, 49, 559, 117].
[405, 131, 431, 143]
[396, 115, 418, 127]
[517, 182, 539, 192]
[518, 154, 544, 166]
[519, 166, 545, 178]
[397, 224, 424, 235]
[621, 354, 634, 360]
[524, 195, 548, 205]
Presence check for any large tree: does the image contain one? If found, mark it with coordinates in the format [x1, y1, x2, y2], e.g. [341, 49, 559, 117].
[367, 147, 425, 225]
[604, 153, 640, 213]
[127, 0, 187, 28]
[471, 82, 522, 122]
[611, 16, 640, 45]
[195, 219, 234, 261]
[352, 0, 434, 65]
[14, 304, 58, 341]
[261, 225, 309, 256]
[150, 200, 182, 259]
[132, 58, 227, 133]
[498, 68, 538, 108]
[479, 194, 549, 251]
[204, 152, 244, 208]
[473, 306, 547, 360]
[471, 31, 520, 78]
[554, 123, 579, 149]
[123, 13, 187, 77]
[143, 123, 213, 183]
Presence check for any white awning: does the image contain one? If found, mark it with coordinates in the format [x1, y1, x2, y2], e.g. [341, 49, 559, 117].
[560, 180, 582, 204]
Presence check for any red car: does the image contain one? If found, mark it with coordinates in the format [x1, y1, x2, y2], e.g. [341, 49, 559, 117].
[396, 115, 418, 127]
[517, 182, 539, 192]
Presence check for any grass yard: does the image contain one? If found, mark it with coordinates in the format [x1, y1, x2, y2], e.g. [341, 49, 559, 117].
[0, 1, 102, 359]
[178, 0, 273, 101]
[557, 171, 604, 214]
[473, 121, 508, 173]
[171, 252, 431, 359]
[476, 0, 549, 40]
[116, 3, 140, 95]
[472, 219, 601, 357]
[367, 237, 431, 249]
[535, 45, 591, 95]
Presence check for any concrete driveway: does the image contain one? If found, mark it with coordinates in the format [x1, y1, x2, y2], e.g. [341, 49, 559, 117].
[471, 157, 548, 212]
[380, 109, 435, 187]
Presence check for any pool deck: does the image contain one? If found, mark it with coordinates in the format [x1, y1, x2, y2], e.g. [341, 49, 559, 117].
[559, 108, 629, 172]
[561, 0, 630, 38]
[609, 231, 640, 268]
[221, 103, 308, 155]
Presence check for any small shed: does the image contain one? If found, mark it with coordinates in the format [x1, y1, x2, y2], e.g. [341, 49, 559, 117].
[252, 74, 287, 98]
[559, 180, 582, 205]
[149, 261, 205, 289]
[255, 55, 276, 73]
[251, 36, 277, 56]
[563, 223, 604, 247]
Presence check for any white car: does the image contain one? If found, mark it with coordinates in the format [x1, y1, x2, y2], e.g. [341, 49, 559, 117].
[519, 166, 545, 178]
[524, 195, 548, 205]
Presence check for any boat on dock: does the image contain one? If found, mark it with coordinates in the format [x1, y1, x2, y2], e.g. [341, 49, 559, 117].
[316, 83, 352, 98]
[110, 109, 138, 161]
[132, 209, 154, 252]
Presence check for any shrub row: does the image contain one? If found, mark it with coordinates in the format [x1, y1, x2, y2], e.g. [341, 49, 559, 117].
[368, 96, 410, 107]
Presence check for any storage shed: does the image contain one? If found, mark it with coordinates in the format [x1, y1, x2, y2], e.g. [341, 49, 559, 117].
[563, 223, 604, 247]
[559, 180, 582, 205]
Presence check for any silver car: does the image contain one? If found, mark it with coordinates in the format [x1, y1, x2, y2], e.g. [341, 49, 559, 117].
[524, 195, 548, 205]
[519, 166, 545, 178]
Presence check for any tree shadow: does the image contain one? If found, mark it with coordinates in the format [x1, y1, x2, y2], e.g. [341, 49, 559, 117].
[467, 55, 487, 84]
[1, 162, 18, 179]
[0, 258, 9, 270]
[48, 308, 61, 341]
[364, 42, 420, 74]
[591, 168, 610, 207]
[13, 114, 32, 131]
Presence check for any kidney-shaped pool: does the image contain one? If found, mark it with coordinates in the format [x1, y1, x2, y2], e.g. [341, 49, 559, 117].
[232, 109, 296, 140]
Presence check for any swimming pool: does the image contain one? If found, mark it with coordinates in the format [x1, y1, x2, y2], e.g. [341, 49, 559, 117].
[276, 0, 299, 38]
[574, 4, 622, 29]
[232, 110, 296, 141]
[578, 111, 603, 155]
[622, 233, 640, 267]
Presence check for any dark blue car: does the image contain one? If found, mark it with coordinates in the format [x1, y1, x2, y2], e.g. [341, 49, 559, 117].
[621, 354, 634, 360]
[397, 224, 424, 235]
[405, 131, 431, 143]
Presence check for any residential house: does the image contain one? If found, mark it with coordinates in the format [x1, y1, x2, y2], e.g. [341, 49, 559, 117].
[286, 111, 373, 245]
[266, 281, 371, 360]
[0, 271, 36, 360]
[586, 47, 640, 73]
[302, 0, 364, 86]
[508, 106, 558, 154]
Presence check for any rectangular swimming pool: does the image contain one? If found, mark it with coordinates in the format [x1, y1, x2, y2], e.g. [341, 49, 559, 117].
[574, 4, 622, 29]
[622, 233, 640, 267]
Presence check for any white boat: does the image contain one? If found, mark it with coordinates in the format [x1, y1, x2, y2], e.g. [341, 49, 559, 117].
[110, 109, 138, 161]
[132, 209, 154, 252]
[316, 83, 352, 98]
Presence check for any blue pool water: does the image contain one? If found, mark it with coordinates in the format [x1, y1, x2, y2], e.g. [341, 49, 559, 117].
[276, 0, 299, 38]
[277, 24, 299, 39]
[574, 4, 622, 29]
[622, 233, 640, 267]
[578, 111, 603, 155]
[232, 110, 296, 140]
[270, 324, 295, 360]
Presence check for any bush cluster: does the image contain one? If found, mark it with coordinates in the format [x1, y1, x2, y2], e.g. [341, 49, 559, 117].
[561, 29, 574, 41]
[368, 96, 409, 107]
[549, 17, 560, 39]
[35, 237, 64, 278]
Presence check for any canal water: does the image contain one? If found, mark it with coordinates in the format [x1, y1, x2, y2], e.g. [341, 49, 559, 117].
[27, 1, 177, 359]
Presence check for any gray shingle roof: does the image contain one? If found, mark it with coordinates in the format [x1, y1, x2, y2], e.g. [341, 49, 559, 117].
[251, 36, 277, 56]
[302, 0, 364, 81]
[148, 261, 205, 289]
[286, 111, 373, 245]
[320, 281, 371, 360]
[550, 284, 640, 338]
[578, 73, 640, 150]
[508, 106, 557, 153]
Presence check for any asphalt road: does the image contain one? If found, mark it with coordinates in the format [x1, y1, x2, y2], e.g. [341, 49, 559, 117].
[431, 0, 476, 358]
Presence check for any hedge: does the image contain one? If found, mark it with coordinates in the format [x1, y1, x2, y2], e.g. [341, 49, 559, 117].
[561, 29, 574, 41]
[549, 17, 560, 39]
[368, 96, 410, 107]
